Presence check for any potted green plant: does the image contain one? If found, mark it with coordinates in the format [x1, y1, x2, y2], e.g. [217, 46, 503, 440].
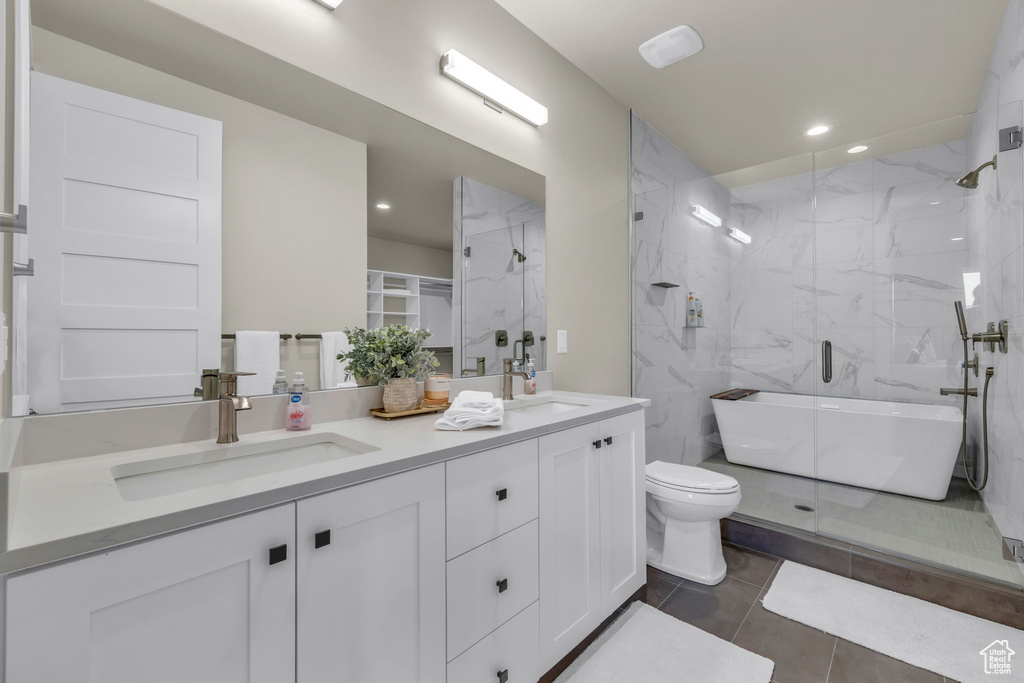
[338, 325, 439, 412]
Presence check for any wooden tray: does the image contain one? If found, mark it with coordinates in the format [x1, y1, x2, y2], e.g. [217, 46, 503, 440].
[370, 402, 451, 420]
[710, 388, 759, 401]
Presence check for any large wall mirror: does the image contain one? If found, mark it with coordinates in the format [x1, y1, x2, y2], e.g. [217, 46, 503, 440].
[14, 1, 545, 415]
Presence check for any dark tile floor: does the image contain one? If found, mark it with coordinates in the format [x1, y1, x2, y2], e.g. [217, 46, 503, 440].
[642, 544, 951, 683]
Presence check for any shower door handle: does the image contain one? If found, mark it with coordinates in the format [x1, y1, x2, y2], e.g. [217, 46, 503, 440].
[822, 340, 833, 384]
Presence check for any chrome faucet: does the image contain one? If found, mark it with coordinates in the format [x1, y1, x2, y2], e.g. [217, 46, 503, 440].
[502, 358, 530, 401]
[217, 371, 255, 444]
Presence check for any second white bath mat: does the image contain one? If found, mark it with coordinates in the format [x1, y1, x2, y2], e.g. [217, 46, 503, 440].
[555, 601, 774, 683]
[763, 561, 1024, 683]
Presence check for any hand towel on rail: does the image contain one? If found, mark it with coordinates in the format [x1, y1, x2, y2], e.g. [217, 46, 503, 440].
[233, 331, 280, 395]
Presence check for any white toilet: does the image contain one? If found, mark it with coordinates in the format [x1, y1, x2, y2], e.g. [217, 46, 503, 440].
[645, 461, 741, 586]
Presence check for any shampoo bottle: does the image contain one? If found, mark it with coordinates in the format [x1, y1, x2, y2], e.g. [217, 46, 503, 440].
[285, 372, 311, 431]
[695, 296, 705, 328]
[687, 292, 698, 327]
[272, 370, 289, 395]
[526, 359, 537, 395]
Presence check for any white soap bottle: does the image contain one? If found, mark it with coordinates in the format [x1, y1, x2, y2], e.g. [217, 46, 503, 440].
[285, 372, 312, 431]
[272, 369, 289, 395]
[687, 292, 698, 327]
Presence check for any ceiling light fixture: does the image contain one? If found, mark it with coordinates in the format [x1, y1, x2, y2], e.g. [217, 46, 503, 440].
[805, 125, 831, 136]
[728, 227, 752, 245]
[439, 49, 548, 126]
[376, 203, 390, 210]
[691, 205, 722, 227]
[847, 145, 868, 154]
[639, 25, 704, 68]
[951, 237, 965, 241]
[313, 0, 343, 9]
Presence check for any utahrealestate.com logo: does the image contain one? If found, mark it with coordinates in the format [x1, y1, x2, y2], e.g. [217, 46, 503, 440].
[981, 640, 1015, 675]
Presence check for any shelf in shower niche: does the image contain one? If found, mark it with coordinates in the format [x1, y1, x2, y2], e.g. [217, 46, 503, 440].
[651, 282, 680, 289]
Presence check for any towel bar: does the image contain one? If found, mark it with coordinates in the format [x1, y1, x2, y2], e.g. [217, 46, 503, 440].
[295, 333, 323, 340]
[222, 333, 293, 340]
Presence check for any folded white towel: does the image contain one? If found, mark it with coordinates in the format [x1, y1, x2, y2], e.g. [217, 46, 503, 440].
[435, 392, 504, 431]
[320, 331, 356, 389]
[234, 331, 280, 395]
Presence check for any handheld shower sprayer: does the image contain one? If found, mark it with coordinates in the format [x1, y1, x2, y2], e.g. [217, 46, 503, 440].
[954, 300, 968, 341]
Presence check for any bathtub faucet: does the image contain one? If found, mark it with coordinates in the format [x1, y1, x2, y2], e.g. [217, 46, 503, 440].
[939, 387, 977, 397]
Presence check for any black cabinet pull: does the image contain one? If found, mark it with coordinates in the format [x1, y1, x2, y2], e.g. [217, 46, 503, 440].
[496, 578, 509, 593]
[496, 488, 508, 501]
[604, 436, 613, 445]
[268, 544, 287, 565]
[593, 440, 602, 449]
[497, 669, 509, 683]
[314, 530, 331, 549]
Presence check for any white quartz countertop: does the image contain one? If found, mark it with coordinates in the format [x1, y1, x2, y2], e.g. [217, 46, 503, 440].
[2, 391, 647, 575]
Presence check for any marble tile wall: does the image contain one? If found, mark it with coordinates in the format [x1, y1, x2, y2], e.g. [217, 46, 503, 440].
[729, 142, 970, 407]
[453, 177, 546, 377]
[966, 0, 1024, 547]
[631, 113, 733, 466]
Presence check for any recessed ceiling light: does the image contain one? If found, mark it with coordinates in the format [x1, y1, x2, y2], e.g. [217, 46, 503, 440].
[847, 145, 868, 154]
[639, 25, 704, 68]
[805, 125, 831, 136]
[376, 203, 390, 210]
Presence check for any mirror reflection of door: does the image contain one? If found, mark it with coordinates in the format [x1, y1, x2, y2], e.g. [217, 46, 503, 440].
[26, 73, 222, 414]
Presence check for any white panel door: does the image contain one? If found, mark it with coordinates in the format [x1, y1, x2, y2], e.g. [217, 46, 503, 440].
[538, 421, 602, 671]
[599, 412, 646, 612]
[28, 72, 222, 413]
[5, 504, 296, 683]
[296, 464, 446, 683]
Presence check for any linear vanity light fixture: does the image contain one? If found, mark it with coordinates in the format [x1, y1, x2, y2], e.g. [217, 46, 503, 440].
[691, 204, 722, 227]
[728, 227, 752, 245]
[439, 49, 548, 126]
[313, 0, 343, 9]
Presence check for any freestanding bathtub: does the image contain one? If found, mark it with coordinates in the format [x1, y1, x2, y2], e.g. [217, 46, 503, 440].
[710, 392, 963, 501]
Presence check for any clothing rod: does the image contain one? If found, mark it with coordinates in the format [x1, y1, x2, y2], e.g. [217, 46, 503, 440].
[222, 333, 293, 340]
[295, 333, 323, 340]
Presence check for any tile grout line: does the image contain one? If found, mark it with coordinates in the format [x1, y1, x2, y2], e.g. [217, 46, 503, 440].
[823, 636, 839, 683]
[730, 560, 778, 643]
[654, 582, 682, 610]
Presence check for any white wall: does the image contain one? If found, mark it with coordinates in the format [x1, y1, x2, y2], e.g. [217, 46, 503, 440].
[32, 29, 368, 390]
[143, 0, 631, 396]
[368, 237, 452, 280]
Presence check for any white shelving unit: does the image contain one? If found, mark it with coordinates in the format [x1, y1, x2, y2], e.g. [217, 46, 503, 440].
[367, 270, 453, 347]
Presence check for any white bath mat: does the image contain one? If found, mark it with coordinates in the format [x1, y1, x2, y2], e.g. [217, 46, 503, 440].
[555, 601, 774, 683]
[763, 561, 1024, 682]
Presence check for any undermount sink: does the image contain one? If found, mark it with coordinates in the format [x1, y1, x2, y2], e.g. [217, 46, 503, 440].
[503, 396, 597, 416]
[112, 433, 379, 501]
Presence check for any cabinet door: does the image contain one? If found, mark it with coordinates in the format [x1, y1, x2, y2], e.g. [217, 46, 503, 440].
[538, 422, 601, 671]
[297, 464, 446, 683]
[599, 411, 646, 612]
[6, 504, 296, 683]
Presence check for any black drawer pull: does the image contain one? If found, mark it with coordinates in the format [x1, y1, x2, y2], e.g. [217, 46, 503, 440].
[496, 488, 508, 501]
[268, 544, 287, 565]
[496, 578, 509, 593]
[314, 530, 331, 549]
[497, 669, 509, 683]
[593, 440, 602, 449]
[604, 436, 613, 445]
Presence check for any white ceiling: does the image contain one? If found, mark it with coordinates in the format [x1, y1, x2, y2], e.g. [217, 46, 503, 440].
[496, 0, 1008, 176]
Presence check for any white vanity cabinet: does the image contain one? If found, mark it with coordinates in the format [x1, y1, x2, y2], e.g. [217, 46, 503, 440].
[5, 503, 296, 683]
[538, 410, 645, 671]
[295, 463, 446, 683]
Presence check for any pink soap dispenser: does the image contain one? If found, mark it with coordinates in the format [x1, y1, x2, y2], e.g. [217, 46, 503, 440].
[285, 372, 312, 431]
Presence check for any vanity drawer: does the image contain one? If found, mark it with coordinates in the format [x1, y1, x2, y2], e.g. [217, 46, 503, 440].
[446, 439, 538, 559]
[447, 602, 539, 683]
[447, 520, 539, 660]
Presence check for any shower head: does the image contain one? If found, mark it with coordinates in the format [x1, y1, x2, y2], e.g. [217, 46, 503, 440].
[954, 300, 969, 341]
[956, 155, 997, 189]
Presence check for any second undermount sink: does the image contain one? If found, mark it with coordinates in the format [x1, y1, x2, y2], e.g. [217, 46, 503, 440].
[503, 395, 598, 416]
[111, 433, 378, 501]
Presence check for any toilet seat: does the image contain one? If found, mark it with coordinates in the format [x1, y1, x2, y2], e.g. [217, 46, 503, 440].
[645, 461, 739, 495]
